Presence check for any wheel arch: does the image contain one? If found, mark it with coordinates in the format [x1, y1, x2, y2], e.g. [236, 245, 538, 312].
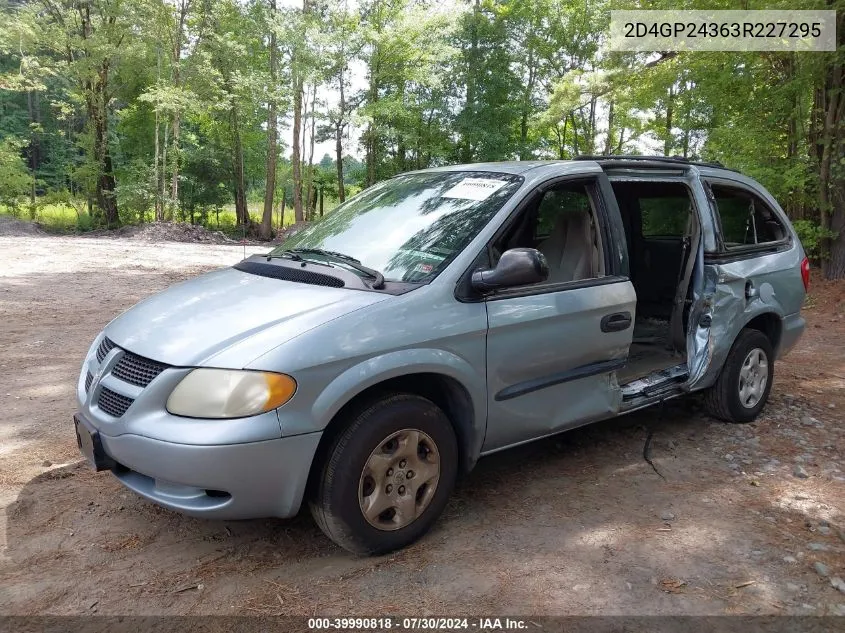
[306, 352, 486, 496]
[691, 305, 785, 391]
[742, 311, 783, 356]
[313, 373, 478, 478]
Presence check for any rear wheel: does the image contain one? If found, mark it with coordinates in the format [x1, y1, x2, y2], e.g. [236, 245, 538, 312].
[309, 394, 458, 555]
[704, 328, 774, 423]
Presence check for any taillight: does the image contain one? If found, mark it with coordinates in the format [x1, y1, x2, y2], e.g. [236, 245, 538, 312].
[800, 256, 810, 292]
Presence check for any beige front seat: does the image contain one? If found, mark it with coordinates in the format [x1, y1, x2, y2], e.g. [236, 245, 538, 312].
[539, 210, 598, 283]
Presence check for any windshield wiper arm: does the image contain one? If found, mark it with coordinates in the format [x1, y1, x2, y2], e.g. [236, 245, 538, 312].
[265, 251, 302, 262]
[288, 248, 359, 262]
[285, 248, 385, 289]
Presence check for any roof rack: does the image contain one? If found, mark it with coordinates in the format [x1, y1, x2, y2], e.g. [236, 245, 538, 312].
[573, 154, 734, 171]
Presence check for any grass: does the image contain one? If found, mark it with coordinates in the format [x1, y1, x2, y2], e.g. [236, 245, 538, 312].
[1, 196, 342, 236]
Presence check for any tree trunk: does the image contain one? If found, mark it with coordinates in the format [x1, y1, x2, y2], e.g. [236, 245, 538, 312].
[664, 84, 675, 156]
[89, 87, 118, 226]
[79, 4, 119, 226]
[819, 13, 845, 279]
[154, 47, 163, 221]
[461, 0, 480, 163]
[366, 121, 376, 186]
[169, 0, 189, 210]
[154, 108, 163, 221]
[319, 186, 324, 217]
[785, 55, 803, 219]
[231, 106, 249, 227]
[26, 89, 39, 206]
[604, 100, 614, 155]
[365, 52, 379, 186]
[170, 113, 181, 211]
[681, 83, 691, 158]
[96, 131, 119, 226]
[305, 83, 317, 219]
[558, 118, 567, 159]
[335, 64, 346, 202]
[292, 77, 304, 222]
[335, 124, 345, 202]
[519, 55, 535, 160]
[260, 0, 279, 240]
[160, 118, 169, 219]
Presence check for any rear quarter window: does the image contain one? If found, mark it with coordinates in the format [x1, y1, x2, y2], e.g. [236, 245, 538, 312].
[710, 184, 787, 248]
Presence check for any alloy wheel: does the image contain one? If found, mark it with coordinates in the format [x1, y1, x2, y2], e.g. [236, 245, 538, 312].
[738, 347, 769, 409]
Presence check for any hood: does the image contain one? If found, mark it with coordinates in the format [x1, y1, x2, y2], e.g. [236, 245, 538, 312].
[105, 267, 388, 367]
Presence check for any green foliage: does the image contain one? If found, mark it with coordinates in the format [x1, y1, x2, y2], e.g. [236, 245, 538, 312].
[0, 0, 840, 263]
[793, 220, 838, 262]
[0, 137, 31, 212]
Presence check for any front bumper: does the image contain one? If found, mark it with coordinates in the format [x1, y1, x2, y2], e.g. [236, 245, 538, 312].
[78, 408, 322, 519]
[75, 333, 322, 519]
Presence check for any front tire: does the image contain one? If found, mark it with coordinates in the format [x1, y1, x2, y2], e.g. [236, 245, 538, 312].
[704, 328, 774, 423]
[309, 394, 458, 555]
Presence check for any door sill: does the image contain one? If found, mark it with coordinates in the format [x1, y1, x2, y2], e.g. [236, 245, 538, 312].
[620, 362, 688, 410]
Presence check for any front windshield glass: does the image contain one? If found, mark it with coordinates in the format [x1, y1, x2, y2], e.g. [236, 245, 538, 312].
[271, 171, 523, 283]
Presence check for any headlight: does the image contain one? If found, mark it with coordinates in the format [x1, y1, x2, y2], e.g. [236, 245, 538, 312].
[166, 369, 296, 419]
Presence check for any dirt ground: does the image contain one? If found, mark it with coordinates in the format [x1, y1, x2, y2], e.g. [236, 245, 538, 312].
[0, 234, 843, 617]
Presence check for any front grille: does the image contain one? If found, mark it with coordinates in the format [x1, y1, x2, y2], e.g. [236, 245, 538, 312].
[85, 372, 93, 393]
[97, 386, 134, 418]
[112, 351, 168, 387]
[96, 337, 115, 363]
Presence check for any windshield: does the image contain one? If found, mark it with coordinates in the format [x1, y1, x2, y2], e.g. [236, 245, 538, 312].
[271, 171, 523, 283]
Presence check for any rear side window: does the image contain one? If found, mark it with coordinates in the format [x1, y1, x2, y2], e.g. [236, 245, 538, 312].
[710, 184, 787, 248]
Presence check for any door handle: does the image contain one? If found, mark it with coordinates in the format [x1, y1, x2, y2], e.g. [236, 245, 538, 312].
[601, 311, 632, 333]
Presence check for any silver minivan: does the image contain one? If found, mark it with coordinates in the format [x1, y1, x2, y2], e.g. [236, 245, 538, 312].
[75, 157, 808, 554]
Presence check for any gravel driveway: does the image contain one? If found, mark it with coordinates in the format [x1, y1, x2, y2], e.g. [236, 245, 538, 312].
[1, 234, 843, 617]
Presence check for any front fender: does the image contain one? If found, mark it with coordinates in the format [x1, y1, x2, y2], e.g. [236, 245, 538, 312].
[311, 349, 487, 459]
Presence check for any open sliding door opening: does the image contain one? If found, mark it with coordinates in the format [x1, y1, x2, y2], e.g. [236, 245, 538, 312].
[609, 179, 702, 404]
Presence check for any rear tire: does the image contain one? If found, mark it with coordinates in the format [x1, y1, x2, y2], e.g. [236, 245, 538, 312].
[309, 393, 458, 555]
[704, 328, 774, 423]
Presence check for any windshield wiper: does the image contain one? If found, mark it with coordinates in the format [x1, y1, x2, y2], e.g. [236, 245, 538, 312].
[285, 248, 386, 289]
[265, 251, 302, 262]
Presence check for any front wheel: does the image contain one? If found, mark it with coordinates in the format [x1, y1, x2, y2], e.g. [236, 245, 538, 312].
[704, 328, 774, 423]
[309, 394, 458, 555]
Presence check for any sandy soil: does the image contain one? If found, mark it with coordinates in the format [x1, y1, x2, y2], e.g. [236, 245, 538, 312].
[0, 234, 843, 617]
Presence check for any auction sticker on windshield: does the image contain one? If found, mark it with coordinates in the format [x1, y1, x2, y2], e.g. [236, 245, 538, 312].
[442, 178, 509, 201]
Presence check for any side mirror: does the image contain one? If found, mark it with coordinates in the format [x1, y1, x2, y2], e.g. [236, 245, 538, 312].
[471, 247, 549, 292]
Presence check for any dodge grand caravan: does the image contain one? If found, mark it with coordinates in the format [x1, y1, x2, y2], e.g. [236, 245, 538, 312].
[74, 156, 807, 554]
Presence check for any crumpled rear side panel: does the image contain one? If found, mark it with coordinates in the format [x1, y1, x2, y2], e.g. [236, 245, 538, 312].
[688, 245, 805, 390]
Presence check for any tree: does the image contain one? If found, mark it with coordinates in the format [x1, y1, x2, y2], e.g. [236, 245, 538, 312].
[813, 8, 845, 278]
[260, 0, 280, 240]
[280, 0, 320, 223]
[31, 0, 138, 225]
[321, 0, 361, 202]
[0, 137, 33, 212]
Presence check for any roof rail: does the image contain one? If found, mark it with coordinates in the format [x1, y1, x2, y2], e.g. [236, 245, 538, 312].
[573, 154, 734, 171]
